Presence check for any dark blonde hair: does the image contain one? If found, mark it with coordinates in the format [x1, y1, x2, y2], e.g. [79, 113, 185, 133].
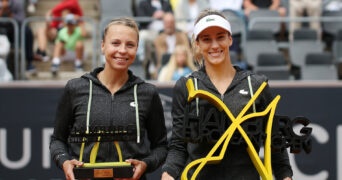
[159, 45, 197, 81]
[191, 9, 228, 66]
[102, 17, 139, 42]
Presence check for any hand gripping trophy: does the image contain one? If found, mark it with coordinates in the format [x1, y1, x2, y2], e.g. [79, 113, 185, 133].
[68, 125, 136, 179]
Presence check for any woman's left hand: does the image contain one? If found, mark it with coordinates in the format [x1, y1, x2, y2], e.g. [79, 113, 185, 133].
[116, 159, 147, 180]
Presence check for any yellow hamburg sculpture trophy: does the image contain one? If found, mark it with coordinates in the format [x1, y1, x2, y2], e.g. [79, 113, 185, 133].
[181, 79, 312, 180]
[68, 125, 136, 179]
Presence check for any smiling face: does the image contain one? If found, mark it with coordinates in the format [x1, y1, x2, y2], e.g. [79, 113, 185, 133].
[196, 26, 232, 66]
[101, 24, 138, 71]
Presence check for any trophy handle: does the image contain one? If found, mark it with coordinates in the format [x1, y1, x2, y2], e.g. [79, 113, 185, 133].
[89, 137, 101, 163]
[74, 138, 133, 179]
[114, 141, 124, 162]
[85, 138, 125, 164]
[78, 137, 87, 162]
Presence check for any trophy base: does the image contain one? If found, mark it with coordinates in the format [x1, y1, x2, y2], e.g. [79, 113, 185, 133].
[74, 164, 134, 179]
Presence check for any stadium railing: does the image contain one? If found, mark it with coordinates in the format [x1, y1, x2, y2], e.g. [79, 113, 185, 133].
[248, 16, 342, 49]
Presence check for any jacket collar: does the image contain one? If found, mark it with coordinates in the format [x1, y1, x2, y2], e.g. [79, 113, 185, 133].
[82, 67, 145, 91]
[189, 66, 253, 92]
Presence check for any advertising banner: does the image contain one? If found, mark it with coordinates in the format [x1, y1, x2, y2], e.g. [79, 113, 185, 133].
[0, 84, 341, 179]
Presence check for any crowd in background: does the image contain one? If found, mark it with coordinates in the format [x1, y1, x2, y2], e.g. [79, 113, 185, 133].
[1, 0, 342, 82]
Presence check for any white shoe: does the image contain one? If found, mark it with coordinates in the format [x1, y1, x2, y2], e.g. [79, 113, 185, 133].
[51, 63, 59, 77]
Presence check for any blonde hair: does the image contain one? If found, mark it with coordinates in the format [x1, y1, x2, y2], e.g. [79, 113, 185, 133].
[159, 45, 197, 81]
[102, 17, 139, 43]
[191, 9, 228, 66]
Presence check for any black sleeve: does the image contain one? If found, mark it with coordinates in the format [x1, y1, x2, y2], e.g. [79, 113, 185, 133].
[162, 77, 189, 179]
[50, 81, 74, 169]
[142, 88, 168, 172]
[272, 150, 293, 179]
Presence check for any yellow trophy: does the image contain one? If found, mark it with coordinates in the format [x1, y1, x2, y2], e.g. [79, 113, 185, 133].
[181, 78, 312, 180]
[69, 125, 136, 179]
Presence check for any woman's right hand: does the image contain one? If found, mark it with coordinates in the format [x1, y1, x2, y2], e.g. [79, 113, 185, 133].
[161, 172, 174, 180]
[62, 159, 84, 180]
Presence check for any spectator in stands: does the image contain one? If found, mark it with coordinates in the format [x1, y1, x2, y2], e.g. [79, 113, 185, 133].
[35, 0, 83, 62]
[136, 0, 173, 75]
[289, 0, 322, 40]
[243, 0, 286, 17]
[50, 13, 87, 76]
[153, 12, 190, 79]
[158, 44, 196, 81]
[0, 29, 12, 82]
[0, 0, 36, 75]
[137, 0, 173, 32]
[175, 0, 209, 38]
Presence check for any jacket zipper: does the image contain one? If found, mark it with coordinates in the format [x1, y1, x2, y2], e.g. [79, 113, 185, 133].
[109, 93, 115, 156]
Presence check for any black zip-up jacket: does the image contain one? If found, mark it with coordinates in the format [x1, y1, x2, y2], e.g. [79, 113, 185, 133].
[50, 67, 168, 176]
[162, 67, 293, 179]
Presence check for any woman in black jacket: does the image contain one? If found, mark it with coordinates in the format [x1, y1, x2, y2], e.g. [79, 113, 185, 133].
[161, 9, 293, 180]
[50, 17, 168, 180]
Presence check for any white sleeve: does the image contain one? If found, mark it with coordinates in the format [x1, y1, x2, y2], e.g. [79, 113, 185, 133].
[0, 35, 10, 58]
